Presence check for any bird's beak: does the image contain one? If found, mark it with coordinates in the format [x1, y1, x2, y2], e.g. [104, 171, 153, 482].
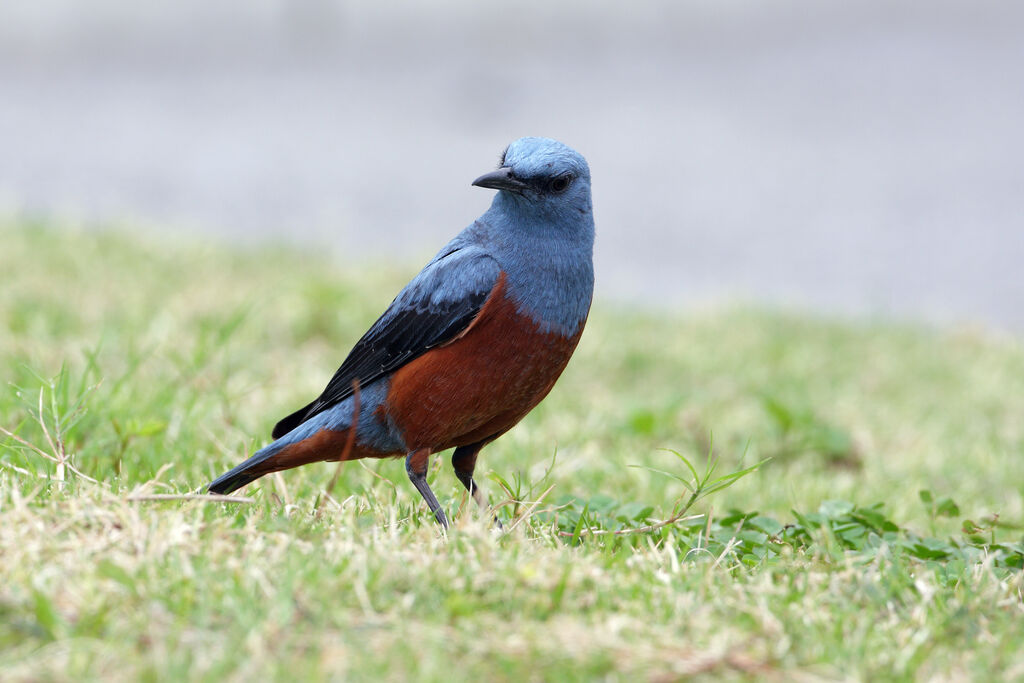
[471, 167, 529, 194]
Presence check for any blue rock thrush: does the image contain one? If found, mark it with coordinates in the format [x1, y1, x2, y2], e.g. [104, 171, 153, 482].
[208, 137, 595, 527]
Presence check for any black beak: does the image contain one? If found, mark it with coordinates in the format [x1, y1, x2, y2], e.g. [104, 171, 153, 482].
[471, 167, 529, 194]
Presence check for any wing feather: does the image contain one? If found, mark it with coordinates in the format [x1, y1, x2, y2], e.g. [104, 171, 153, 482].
[271, 247, 501, 438]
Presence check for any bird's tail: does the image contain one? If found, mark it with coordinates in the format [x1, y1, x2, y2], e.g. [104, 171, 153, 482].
[207, 441, 287, 494]
[207, 421, 356, 495]
[209, 385, 369, 495]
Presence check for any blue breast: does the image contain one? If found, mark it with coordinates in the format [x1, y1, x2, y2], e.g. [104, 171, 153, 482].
[445, 201, 595, 337]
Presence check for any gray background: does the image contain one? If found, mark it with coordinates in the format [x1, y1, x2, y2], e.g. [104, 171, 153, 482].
[1, 1, 1022, 328]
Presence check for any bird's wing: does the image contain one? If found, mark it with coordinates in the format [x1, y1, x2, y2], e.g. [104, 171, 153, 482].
[271, 247, 502, 439]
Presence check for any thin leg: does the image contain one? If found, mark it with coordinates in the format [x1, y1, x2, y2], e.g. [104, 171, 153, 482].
[405, 449, 448, 528]
[451, 445, 485, 508]
[452, 443, 503, 529]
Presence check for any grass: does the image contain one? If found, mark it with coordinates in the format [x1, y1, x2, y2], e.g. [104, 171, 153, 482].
[1, 222, 1023, 680]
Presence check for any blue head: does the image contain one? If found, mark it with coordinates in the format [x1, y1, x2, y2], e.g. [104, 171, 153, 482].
[468, 137, 595, 334]
[472, 137, 593, 227]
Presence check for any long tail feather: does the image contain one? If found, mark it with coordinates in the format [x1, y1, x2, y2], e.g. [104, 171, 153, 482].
[207, 446, 282, 494]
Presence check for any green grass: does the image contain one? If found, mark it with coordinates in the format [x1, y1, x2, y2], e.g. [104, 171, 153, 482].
[1, 222, 1023, 680]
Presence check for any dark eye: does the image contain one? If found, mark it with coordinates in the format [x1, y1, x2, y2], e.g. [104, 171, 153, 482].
[549, 173, 573, 193]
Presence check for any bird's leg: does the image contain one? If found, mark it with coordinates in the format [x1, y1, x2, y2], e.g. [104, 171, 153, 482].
[452, 444, 503, 529]
[451, 445, 487, 509]
[405, 449, 448, 528]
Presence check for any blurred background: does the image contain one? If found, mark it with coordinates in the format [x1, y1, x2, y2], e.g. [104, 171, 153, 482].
[1, 0, 1022, 328]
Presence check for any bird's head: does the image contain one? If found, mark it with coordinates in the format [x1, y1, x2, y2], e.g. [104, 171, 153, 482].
[472, 137, 592, 220]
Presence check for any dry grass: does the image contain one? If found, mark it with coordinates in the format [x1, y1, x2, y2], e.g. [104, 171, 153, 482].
[2, 224, 1023, 680]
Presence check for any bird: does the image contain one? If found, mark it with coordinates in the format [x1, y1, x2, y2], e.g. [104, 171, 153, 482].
[207, 137, 595, 527]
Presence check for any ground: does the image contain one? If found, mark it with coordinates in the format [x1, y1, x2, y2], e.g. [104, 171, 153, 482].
[1, 224, 1022, 680]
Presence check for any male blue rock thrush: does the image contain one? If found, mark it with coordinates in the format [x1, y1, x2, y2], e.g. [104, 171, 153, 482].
[208, 137, 595, 527]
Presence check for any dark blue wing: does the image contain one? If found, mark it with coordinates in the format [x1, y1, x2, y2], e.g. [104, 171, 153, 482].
[271, 246, 501, 439]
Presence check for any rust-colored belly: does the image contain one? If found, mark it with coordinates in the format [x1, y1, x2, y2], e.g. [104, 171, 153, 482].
[385, 277, 585, 451]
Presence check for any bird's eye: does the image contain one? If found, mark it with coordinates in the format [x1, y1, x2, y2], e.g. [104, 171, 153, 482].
[549, 174, 573, 193]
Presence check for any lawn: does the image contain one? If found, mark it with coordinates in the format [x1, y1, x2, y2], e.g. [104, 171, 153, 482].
[1, 223, 1022, 680]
